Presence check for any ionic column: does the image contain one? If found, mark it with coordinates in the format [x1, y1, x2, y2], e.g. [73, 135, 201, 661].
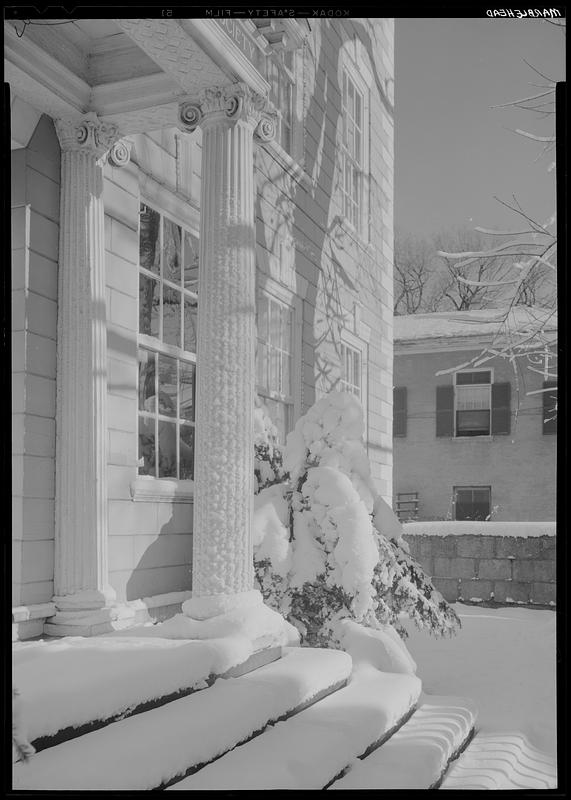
[47, 114, 130, 634]
[179, 85, 278, 620]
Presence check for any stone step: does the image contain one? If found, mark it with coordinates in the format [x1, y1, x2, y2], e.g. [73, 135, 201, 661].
[12, 647, 351, 791]
[168, 665, 422, 790]
[329, 695, 477, 790]
[14, 634, 280, 750]
[441, 732, 557, 789]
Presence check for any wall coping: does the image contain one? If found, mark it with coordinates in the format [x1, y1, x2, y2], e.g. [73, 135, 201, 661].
[403, 521, 556, 538]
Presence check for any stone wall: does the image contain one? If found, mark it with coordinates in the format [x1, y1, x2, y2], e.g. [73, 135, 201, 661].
[403, 531, 556, 606]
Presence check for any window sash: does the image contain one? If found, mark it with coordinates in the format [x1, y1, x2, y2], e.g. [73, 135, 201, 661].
[341, 70, 365, 229]
[267, 55, 294, 155]
[138, 203, 198, 479]
[454, 372, 491, 436]
[256, 294, 295, 443]
[454, 487, 491, 521]
[340, 343, 362, 398]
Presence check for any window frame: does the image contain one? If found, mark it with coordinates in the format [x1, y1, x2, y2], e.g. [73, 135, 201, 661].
[265, 48, 301, 163]
[453, 485, 492, 521]
[339, 60, 371, 242]
[339, 328, 368, 438]
[135, 199, 199, 490]
[255, 279, 302, 444]
[454, 368, 494, 438]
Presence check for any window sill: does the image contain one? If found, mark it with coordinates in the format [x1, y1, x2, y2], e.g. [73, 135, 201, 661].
[130, 476, 194, 503]
[452, 435, 493, 441]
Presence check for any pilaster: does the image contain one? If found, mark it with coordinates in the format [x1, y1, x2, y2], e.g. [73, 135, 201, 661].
[46, 113, 131, 635]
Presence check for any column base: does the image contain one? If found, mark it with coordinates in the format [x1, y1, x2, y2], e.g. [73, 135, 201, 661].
[179, 589, 300, 650]
[45, 588, 150, 637]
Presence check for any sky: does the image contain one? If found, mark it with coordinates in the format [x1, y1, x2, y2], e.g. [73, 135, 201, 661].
[394, 18, 566, 240]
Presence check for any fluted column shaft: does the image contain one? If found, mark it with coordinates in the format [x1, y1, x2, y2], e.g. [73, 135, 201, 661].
[179, 86, 277, 611]
[53, 115, 122, 609]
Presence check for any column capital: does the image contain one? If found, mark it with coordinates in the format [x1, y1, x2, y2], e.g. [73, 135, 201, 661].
[179, 82, 278, 144]
[55, 112, 123, 161]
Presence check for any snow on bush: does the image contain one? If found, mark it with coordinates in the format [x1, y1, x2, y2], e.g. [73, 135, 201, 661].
[253, 392, 460, 648]
[254, 397, 286, 493]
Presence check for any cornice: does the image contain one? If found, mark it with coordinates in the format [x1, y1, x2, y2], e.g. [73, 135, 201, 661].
[181, 19, 270, 97]
[4, 22, 90, 117]
[113, 18, 229, 97]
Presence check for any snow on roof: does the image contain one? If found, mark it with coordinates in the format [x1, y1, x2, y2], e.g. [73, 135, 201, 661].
[394, 307, 557, 343]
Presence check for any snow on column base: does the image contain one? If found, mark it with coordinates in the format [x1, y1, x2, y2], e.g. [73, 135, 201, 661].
[52, 587, 117, 612]
[182, 589, 263, 620]
[45, 590, 154, 637]
[177, 589, 300, 650]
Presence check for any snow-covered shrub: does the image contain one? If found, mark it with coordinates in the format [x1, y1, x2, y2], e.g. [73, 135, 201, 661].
[254, 397, 287, 494]
[253, 484, 292, 616]
[253, 391, 460, 647]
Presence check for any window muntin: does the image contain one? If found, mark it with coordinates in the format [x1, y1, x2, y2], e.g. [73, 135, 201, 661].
[454, 486, 491, 521]
[138, 203, 199, 479]
[455, 370, 491, 437]
[340, 342, 362, 399]
[266, 50, 295, 156]
[341, 70, 365, 230]
[256, 293, 294, 443]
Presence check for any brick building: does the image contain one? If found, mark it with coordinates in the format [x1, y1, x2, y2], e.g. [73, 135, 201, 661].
[393, 308, 557, 523]
[9, 18, 395, 638]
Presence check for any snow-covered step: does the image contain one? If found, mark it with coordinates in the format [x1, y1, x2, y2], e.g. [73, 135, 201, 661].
[13, 634, 276, 747]
[329, 695, 477, 790]
[168, 664, 422, 790]
[441, 732, 557, 789]
[12, 647, 351, 791]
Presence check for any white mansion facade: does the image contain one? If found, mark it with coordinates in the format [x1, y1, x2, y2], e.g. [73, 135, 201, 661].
[8, 17, 395, 639]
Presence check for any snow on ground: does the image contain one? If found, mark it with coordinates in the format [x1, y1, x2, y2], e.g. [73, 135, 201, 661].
[13, 635, 254, 740]
[403, 520, 555, 538]
[402, 603, 557, 787]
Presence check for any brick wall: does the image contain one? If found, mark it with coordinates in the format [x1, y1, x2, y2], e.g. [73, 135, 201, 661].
[404, 533, 556, 606]
[394, 348, 556, 521]
[11, 116, 60, 607]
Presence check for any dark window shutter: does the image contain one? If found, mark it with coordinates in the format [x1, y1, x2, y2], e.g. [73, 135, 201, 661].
[393, 387, 407, 437]
[491, 382, 511, 435]
[543, 380, 557, 435]
[436, 385, 454, 437]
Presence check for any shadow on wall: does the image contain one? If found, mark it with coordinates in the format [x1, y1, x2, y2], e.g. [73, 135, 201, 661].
[256, 19, 393, 412]
[125, 504, 193, 602]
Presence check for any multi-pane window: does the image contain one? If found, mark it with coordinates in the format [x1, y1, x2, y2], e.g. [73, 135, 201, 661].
[256, 294, 294, 443]
[454, 486, 491, 521]
[341, 70, 365, 230]
[340, 342, 362, 399]
[455, 371, 492, 437]
[267, 50, 295, 155]
[138, 203, 199, 479]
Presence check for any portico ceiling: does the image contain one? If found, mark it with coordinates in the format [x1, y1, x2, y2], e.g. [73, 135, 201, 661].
[5, 17, 301, 136]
